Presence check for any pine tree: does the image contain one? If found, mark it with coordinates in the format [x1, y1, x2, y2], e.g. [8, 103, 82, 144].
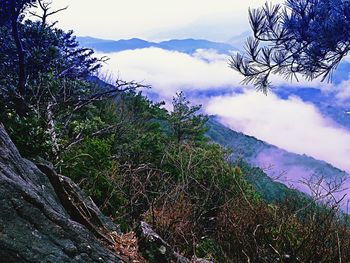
[231, 0, 350, 92]
[169, 92, 208, 143]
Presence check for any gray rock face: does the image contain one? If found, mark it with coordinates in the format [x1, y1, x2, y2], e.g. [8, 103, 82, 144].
[0, 124, 124, 263]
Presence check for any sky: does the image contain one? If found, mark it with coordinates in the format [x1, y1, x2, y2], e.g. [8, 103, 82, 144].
[45, 0, 283, 41]
[39, 1, 350, 175]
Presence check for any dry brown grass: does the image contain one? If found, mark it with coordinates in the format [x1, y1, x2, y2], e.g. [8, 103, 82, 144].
[109, 231, 148, 263]
[145, 195, 196, 252]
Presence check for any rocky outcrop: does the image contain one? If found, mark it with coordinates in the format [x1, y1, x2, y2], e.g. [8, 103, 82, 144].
[0, 123, 215, 263]
[0, 124, 123, 263]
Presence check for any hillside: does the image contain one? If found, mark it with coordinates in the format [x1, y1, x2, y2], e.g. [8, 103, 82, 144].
[207, 118, 349, 202]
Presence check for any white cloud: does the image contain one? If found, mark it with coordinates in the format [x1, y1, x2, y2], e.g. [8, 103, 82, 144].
[98, 47, 327, 98]
[206, 91, 350, 173]
[334, 79, 350, 101]
[98, 48, 242, 97]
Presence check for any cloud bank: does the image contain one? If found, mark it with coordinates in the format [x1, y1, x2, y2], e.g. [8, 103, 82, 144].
[98, 47, 323, 98]
[98, 48, 241, 97]
[206, 91, 350, 173]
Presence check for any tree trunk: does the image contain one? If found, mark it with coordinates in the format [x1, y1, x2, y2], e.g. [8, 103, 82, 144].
[10, 0, 28, 116]
[46, 102, 60, 159]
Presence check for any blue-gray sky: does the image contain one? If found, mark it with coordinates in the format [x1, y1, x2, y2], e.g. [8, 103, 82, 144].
[45, 0, 282, 41]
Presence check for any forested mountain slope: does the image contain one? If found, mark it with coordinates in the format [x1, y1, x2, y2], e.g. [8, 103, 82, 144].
[207, 118, 349, 202]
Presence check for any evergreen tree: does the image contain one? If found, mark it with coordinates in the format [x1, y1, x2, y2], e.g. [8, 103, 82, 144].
[169, 92, 208, 143]
[0, 0, 36, 101]
[231, 0, 350, 92]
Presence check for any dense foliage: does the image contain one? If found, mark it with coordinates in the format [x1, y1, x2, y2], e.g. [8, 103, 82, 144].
[1, 1, 350, 262]
[0, 0, 35, 25]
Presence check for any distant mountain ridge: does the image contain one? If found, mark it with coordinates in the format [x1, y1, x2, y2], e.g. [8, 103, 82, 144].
[77, 36, 236, 54]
